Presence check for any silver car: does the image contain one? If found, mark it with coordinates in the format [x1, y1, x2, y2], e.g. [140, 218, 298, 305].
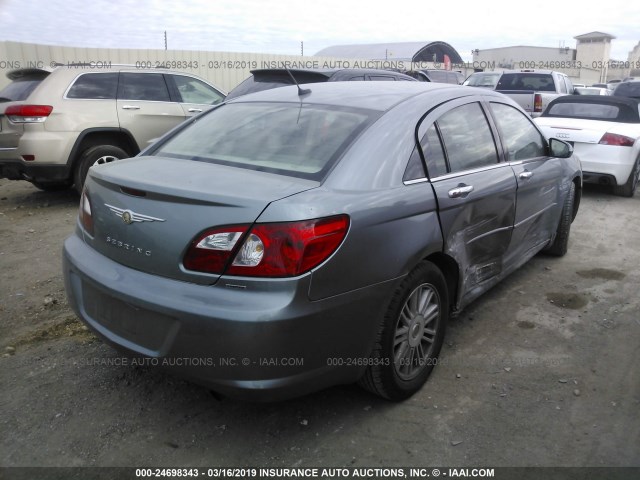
[63, 82, 581, 401]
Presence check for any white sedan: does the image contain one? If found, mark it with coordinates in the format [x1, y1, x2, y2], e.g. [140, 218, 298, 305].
[535, 96, 640, 196]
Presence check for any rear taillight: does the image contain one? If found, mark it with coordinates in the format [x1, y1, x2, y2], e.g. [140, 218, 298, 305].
[79, 189, 94, 236]
[5, 105, 53, 123]
[533, 94, 543, 113]
[183, 226, 248, 274]
[598, 132, 635, 147]
[184, 215, 350, 277]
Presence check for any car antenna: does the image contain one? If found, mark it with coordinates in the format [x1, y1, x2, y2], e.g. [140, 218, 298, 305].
[286, 69, 311, 96]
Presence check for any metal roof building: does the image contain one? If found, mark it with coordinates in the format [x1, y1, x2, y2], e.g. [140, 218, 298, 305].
[315, 41, 464, 63]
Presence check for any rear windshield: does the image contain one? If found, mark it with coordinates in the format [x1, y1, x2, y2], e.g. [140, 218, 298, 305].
[614, 82, 640, 99]
[0, 73, 48, 102]
[543, 102, 639, 122]
[226, 71, 330, 100]
[464, 73, 501, 88]
[496, 73, 555, 92]
[152, 102, 377, 180]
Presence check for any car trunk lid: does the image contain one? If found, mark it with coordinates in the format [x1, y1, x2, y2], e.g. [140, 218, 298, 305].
[83, 156, 319, 284]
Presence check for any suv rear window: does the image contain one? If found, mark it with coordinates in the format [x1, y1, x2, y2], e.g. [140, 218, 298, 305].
[0, 73, 48, 102]
[496, 73, 556, 92]
[153, 102, 376, 180]
[66, 73, 119, 99]
[614, 82, 640, 99]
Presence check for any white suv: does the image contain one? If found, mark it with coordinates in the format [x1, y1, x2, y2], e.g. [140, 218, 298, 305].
[0, 65, 225, 192]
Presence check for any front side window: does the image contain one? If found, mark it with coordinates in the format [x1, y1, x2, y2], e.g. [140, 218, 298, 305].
[490, 103, 546, 161]
[436, 103, 498, 173]
[153, 102, 376, 180]
[67, 73, 119, 99]
[119, 73, 170, 102]
[172, 75, 224, 105]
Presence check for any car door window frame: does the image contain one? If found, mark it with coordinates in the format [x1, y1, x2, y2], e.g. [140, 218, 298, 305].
[63, 72, 120, 100]
[404, 96, 505, 185]
[486, 99, 550, 165]
[117, 71, 173, 103]
[165, 73, 225, 104]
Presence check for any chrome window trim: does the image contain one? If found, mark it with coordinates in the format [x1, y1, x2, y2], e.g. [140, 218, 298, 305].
[429, 162, 509, 183]
[403, 177, 429, 186]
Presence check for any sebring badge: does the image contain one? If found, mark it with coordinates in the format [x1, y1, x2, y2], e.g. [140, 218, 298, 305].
[105, 204, 165, 224]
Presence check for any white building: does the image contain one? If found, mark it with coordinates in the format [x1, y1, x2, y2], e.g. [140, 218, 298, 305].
[471, 31, 622, 85]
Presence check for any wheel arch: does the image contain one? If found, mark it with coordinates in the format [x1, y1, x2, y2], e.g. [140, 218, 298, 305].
[423, 251, 460, 314]
[572, 175, 582, 222]
[67, 128, 140, 169]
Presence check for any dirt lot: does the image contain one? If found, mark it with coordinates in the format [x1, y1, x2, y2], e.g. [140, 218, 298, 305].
[1, 178, 639, 470]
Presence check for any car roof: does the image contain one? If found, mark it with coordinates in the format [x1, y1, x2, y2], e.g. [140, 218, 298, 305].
[541, 95, 640, 122]
[226, 81, 502, 112]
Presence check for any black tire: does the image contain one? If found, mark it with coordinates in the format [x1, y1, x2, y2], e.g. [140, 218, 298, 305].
[544, 181, 576, 257]
[74, 145, 128, 194]
[613, 157, 639, 197]
[31, 180, 72, 192]
[358, 261, 449, 401]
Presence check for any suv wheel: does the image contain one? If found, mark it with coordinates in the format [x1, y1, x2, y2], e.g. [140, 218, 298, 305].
[74, 145, 128, 193]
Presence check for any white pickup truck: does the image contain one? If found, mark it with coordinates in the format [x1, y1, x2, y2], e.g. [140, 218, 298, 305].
[495, 70, 575, 117]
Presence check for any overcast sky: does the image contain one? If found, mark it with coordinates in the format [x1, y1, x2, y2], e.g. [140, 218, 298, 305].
[0, 0, 638, 62]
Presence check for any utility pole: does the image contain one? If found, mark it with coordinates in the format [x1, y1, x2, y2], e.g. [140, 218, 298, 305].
[301, 41, 304, 56]
[164, 31, 167, 50]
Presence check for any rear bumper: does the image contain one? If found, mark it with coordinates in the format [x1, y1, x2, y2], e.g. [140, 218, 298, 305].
[0, 158, 71, 182]
[63, 233, 397, 401]
[574, 145, 636, 186]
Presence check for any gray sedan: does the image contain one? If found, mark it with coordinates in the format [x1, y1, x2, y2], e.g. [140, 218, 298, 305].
[63, 82, 581, 401]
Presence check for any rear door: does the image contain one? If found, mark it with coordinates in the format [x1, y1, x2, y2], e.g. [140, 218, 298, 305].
[418, 98, 517, 301]
[488, 101, 564, 261]
[116, 72, 185, 149]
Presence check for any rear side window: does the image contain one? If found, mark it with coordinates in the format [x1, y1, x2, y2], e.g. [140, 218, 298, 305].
[153, 102, 376, 180]
[436, 103, 498, 173]
[405, 124, 449, 181]
[490, 103, 546, 161]
[119, 73, 171, 101]
[0, 73, 48, 101]
[66, 73, 119, 99]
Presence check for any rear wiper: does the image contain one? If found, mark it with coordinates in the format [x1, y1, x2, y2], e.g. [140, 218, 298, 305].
[0, 97, 12, 102]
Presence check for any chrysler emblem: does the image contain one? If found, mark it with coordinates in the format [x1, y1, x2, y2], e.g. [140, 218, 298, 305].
[105, 204, 165, 224]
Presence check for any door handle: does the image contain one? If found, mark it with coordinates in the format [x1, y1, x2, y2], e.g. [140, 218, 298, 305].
[519, 171, 533, 180]
[187, 108, 203, 113]
[448, 184, 474, 198]
[122, 105, 140, 110]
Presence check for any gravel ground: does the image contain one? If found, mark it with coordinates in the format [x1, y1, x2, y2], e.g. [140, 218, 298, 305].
[0, 178, 639, 471]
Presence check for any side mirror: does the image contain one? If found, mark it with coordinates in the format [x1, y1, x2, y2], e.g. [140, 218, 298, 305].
[549, 138, 573, 158]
